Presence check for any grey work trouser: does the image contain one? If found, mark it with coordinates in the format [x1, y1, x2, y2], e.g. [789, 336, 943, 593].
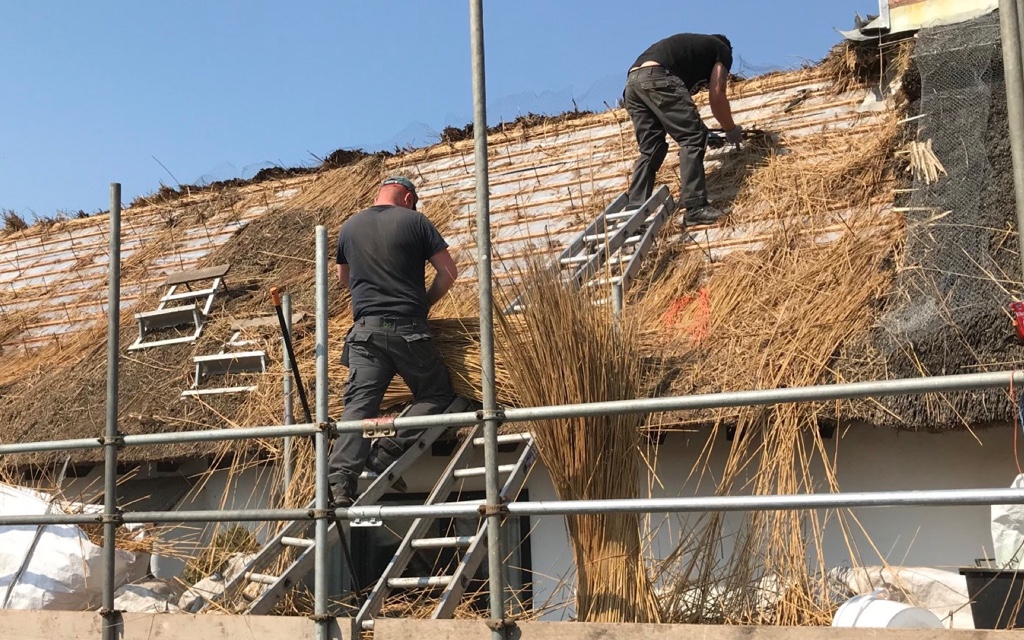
[624, 67, 709, 210]
[327, 316, 454, 488]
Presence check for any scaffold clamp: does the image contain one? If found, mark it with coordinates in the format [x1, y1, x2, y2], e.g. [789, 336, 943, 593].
[360, 417, 396, 439]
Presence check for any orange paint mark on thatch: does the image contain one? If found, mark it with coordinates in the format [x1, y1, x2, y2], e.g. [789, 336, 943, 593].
[663, 287, 711, 344]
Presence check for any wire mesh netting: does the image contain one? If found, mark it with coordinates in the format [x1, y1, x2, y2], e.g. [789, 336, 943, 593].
[870, 11, 1023, 427]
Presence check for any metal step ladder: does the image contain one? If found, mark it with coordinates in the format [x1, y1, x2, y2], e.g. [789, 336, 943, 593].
[504, 187, 674, 314]
[204, 396, 474, 614]
[356, 426, 536, 631]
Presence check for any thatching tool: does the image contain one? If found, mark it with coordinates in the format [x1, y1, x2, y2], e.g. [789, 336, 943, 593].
[269, 285, 363, 597]
[707, 127, 770, 150]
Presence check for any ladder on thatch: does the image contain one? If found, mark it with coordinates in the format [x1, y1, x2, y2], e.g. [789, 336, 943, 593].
[355, 426, 536, 632]
[504, 186, 674, 314]
[128, 263, 231, 351]
[205, 396, 475, 614]
[180, 313, 304, 397]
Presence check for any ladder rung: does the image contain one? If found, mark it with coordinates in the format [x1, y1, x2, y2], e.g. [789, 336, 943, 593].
[280, 536, 314, 549]
[585, 275, 623, 288]
[453, 464, 515, 479]
[436, 499, 485, 507]
[411, 536, 474, 549]
[246, 572, 280, 585]
[560, 253, 594, 265]
[605, 210, 638, 221]
[473, 433, 531, 446]
[585, 225, 648, 245]
[560, 252, 632, 266]
[161, 287, 217, 303]
[388, 576, 454, 589]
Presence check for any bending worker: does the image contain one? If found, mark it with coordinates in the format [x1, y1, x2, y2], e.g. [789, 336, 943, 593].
[328, 176, 458, 507]
[624, 32, 742, 227]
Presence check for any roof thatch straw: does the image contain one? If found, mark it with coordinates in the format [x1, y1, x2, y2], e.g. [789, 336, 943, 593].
[495, 265, 661, 623]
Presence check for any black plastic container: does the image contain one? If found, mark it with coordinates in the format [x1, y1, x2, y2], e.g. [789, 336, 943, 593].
[959, 567, 1024, 629]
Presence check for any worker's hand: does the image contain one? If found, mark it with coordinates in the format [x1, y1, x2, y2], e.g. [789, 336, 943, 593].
[725, 124, 744, 145]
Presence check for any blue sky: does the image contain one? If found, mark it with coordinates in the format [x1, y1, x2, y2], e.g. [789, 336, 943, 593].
[0, 1, 875, 218]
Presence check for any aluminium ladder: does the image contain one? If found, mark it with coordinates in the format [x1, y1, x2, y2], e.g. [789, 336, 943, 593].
[200, 395, 471, 614]
[355, 426, 536, 631]
[203, 396, 474, 614]
[504, 186, 675, 314]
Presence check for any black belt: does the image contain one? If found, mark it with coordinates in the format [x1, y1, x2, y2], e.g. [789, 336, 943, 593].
[355, 316, 427, 328]
[628, 65, 667, 75]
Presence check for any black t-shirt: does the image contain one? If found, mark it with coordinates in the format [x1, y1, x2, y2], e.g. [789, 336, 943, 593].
[336, 205, 448, 320]
[631, 33, 733, 89]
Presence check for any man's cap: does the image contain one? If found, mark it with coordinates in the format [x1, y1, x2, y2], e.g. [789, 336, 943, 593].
[381, 176, 417, 195]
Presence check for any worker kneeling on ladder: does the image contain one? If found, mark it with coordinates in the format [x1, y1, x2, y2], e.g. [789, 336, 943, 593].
[330, 176, 461, 507]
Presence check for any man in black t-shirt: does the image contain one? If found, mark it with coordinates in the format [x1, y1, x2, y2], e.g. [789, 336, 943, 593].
[328, 176, 459, 506]
[624, 33, 743, 227]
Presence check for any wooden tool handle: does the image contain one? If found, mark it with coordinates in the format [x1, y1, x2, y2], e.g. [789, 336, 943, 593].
[270, 286, 282, 306]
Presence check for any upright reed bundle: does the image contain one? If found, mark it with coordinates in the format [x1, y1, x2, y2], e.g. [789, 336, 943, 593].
[496, 265, 661, 623]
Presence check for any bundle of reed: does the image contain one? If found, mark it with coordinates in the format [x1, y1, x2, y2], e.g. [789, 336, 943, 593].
[374, 316, 516, 409]
[494, 264, 661, 623]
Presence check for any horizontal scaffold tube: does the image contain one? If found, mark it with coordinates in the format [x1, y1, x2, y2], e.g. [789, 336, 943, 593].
[1, 487, 1024, 526]
[0, 370, 1021, 456]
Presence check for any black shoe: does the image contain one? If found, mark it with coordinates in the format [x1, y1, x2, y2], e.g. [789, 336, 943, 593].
[329, 481, 356, 508]
[366, 446, 409, 493]
[679, 204, 726, 228]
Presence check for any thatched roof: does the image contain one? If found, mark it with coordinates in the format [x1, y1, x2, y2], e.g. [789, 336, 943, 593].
[0, 29, 1018, 470]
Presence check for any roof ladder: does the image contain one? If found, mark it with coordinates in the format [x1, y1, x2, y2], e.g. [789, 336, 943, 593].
[203, 395, 477, 615]
[504, 186, 674, 314]
[180, 330, 266, 397]
[128, 263, 231, 351]
[355, 425, 536, 631]
[180, 313, 303, 398]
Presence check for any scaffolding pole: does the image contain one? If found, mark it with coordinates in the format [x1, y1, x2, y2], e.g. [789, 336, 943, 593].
[313, 225, 331, 640]
[101, 183, 121, 640]
[468, 1, 509, 636]
[4, 487, 1024, 527]
[2, 369, 1024, 456]
[999, 0, 1024, 283]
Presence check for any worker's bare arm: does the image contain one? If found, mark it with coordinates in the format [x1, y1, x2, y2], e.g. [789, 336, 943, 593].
[426, 249, 459, 307]
[336, 263, 350, 289]
[708, 61, 736, 131]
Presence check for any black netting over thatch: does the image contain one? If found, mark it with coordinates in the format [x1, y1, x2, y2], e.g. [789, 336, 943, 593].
[857, 12, 1024, 429]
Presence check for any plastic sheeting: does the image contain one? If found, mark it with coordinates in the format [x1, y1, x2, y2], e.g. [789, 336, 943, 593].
[991, 473, 1024, 570]
[0, 483, 148, 610]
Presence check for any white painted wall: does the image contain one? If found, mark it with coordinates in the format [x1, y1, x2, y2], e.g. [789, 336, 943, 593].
[59, 457, 278, 579]
[525, 424, 1019, 620]
[150, 459, 278, 578]
[47, 423, 1018, 614]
